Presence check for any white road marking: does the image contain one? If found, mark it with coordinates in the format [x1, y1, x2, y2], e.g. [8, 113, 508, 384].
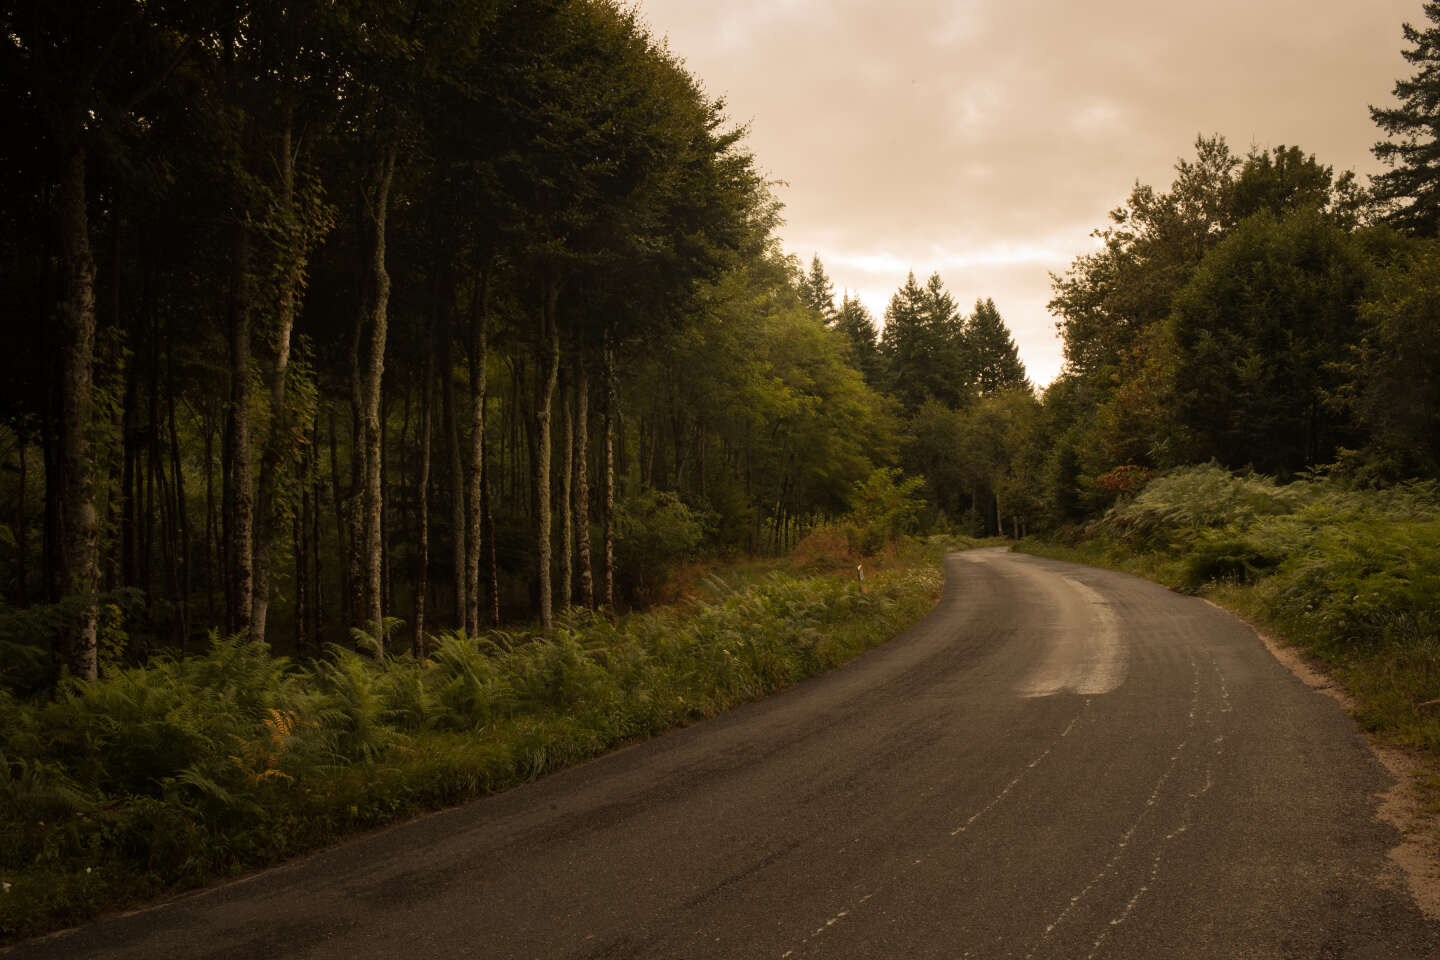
[1025, 654, 1203, 959]
[780, 705, 1088, 958]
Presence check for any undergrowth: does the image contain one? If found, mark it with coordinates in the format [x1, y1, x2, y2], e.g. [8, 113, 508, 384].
[0, 540, 950, 942]
[1021, 463, 1440, 796]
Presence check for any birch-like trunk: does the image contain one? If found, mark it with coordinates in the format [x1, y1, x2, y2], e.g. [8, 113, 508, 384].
[251, 116, 297, 645]
[602, 334, 617, 613]
[226, 216, 254, 639]
[442, 331, 467, 632]
[464, 274, 488, 636]
[415, 337, 433, 654]
[535, 284, 561, 628]
[361, 147, 394, 645]
[574, 349, 594, 609]
[350, 144, 395, 648]
[57, 143, 100, 681]
[559, 375, 573, 611]
[481, 428, 499, 626]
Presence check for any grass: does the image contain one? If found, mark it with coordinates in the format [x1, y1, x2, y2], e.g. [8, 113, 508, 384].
[1018, 464, 1440, 806]
[0, 535, 963, 943]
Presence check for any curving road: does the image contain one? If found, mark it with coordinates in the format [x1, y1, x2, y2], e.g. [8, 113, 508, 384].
[11, 548, 1437, 959]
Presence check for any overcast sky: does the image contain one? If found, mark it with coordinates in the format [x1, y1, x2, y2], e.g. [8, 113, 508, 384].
[634, 0, 1421, 386]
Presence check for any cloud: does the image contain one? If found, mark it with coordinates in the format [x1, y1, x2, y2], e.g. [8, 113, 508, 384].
[638, 0, 1419, 385]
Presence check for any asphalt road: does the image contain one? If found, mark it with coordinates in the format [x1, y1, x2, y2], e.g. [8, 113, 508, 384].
[11, 548, 1437, 959]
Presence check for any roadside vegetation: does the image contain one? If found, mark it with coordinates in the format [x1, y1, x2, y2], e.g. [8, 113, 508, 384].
[10, 0, 1440, 945]
[1020, 464, 1440, 795]
[0, 531, 970, 942]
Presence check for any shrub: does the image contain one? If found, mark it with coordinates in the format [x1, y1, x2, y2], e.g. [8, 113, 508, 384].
[843, 467, 927, 554]
[1178, 536, 1283, 591]
[614, 490, 707, 604]
[0, 544, 950, 943]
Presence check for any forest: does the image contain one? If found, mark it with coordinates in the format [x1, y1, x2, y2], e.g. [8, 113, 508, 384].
[4, 0, 1440, 687]
[7, 0, 1440, 940]
[0, 0, 1039, 689]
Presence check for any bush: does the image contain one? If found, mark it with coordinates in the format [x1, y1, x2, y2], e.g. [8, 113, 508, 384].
[0, 546, 949, 942]
[843, 467, 927, 554]
[1025, 467, 1440, 804]
[1178, 536, 1283, 592]
[614, 490, 707, 605]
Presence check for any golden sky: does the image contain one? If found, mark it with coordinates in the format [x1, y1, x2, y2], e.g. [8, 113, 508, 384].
[636, 0, 1421, 386]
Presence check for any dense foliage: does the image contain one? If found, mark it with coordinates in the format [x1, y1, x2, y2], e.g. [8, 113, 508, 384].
[1022, 465, 1440, 783]
[6, 0, 1440, 939]
[0, 545, 948, 940]
[0, 0, 935, 683]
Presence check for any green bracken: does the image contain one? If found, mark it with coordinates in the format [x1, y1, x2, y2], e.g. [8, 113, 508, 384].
[0, 542, 949, 943]
[1021, 464, 1440, 799]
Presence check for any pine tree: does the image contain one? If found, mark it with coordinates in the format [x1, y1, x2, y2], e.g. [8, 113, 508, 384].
[833, 292, 881, 385]
[879, 272, 968, 410]
[1372, 3, 1440, 234]
[801, 253, 837, 322]
[966, 298, 1030, 395]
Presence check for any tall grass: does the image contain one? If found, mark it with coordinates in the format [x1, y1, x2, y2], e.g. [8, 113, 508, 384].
[0, 547, 946, 942]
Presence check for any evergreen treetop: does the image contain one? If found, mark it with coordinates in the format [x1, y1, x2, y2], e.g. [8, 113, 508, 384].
[966, 298, 1030, 396]
[801, 253, 837, 322]
[1372, 2, 1440, 234]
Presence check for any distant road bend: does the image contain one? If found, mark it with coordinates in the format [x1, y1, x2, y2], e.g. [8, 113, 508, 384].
[12, 548, 1437, 959]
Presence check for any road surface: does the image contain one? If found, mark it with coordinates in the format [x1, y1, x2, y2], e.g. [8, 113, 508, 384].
[10, 548, 1436, 958]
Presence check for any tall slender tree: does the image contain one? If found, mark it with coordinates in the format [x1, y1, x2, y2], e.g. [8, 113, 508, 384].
[1372, 2, 1440, 235]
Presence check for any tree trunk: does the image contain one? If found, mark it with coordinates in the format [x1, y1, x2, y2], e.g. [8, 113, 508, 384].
[311, 408, 325, 653]
[415, 335, 433, 654]
[148, 321, 178, 645]
[252, 117, 299, 645]
[464, 270, 488, 636]
[602, 333, 617, 613]
[559, 374, 573, 611]
[225, 216, 254, 638]
[203, 416, 216, 627]
[380, 391, 392, 622]
[328, 407, 348, 630]
[120, 347, 139, 591]
[574, 349, 594, 610]
[442, 330, 467, 633]
[535, 283, 561, 628]
[350, 145, 395, 648]
[15, 438, 28, 607]
[56, 143, 100, 681]
[166, 336, 191, 650]
[294, 477, 309, 657]
[481, 427, 499, 627]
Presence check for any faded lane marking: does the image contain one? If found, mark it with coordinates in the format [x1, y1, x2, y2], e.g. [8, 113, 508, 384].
[1024, 652, 1204, 960]
[781, 705, 1090, 959]
[1020, 576, 1128, 698]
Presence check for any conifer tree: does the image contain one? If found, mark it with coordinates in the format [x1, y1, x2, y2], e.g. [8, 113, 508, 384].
[1372, 2, 1440, 234]
[879, 271, 968, 411]
[801, 254, 837, 322]
[966, 298, 1030, 395]
[833, 292, 881, 385]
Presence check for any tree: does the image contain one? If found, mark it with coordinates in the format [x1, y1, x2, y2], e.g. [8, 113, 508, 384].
[1351, 238, 1440, 476]
[879, 271, 967, 412]
[1169, 209, 1372, 474]
[801, 253, 837, 322]
[1372, 3, 1440, 235]
[3, 0, 197, 679]
[965, 298, 1030, 395]
[1050, 136, 1239, 387]
[1228, 145, 1354, 227]
[833, 292, 881, 385]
